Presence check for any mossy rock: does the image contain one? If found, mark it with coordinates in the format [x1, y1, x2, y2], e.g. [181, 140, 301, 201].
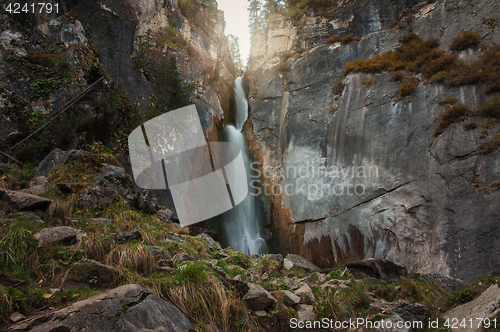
[68, 263, 98, 283]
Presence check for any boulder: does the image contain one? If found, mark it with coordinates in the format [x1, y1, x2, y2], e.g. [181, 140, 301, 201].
[371, 300, 429, 324]
[34, 148, 75, 177]
[134, 188, 158, 214]
[242, 282, 277, 311]
[77, 185, 116, 209]
[9, 284, 194, 331]
[34, 226, 86, 247]
[271, 290, 301, 307]
[113, 230, 141, 244]
[422, 273, 466, 292]
[57, 183, 86, 194]
[294, 304, 315, 322]
[0, 189, 52, 211]
[9, 312, 25, 323]
[158, 209, 175, 223]
[444, 284, 500, 332]
[344, 259, 407, 283]
[196, 233, 222, 250]
[94, 165, 133, 199]
[23, 176, 48, 195]
[294, 284, 316, 304]
[284, 254, 321, 272]
[15, 211, 43, 223]
[172, 253, 195, 265]
[70, 258, 118, 284]
[264, 254, 284, 270]
[165, 234, 184, 244]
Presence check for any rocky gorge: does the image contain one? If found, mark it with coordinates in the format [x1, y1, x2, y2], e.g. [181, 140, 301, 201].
[245, 0, 500, 283]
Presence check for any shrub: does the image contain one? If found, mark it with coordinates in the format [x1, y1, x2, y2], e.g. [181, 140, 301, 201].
[106, 244, 155, 275]
[276, 60, 291, 73]
[437, 95, 458, 106]
[462, 122, 477, 130]
[398, 76, 419, 97]
[483, 17, 497, 29]
[329, 106, 339, 114]
[449, 31, 482, 52]
[341, 34, 359, 44]
[332, 81, 345, 95]
[326, 34, 341, 44]
[434, 103, 472, 136]
[392, 70, 407, 82]
[362, 77, 374, 86]
[480, 132, 500, 154]
[477, 97, 500, 118]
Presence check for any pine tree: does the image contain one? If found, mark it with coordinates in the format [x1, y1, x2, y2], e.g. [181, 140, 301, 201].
[227, 34, 243, 73]
[248, 0, 261, 36]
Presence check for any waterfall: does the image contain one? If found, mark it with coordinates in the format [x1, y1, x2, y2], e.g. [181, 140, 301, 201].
[222, 77, 267, 255]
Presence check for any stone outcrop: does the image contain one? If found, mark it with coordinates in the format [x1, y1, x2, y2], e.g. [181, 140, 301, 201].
[283, 253, 321, 272]
[34, 226, 86, 247]
[246, 0, 500, 282]
[444, 284, 500, 332]
[0, 189, 52, 211]
[242, 282, 277, 311]
[9, 284, 195, 332]
[344, 259, 407, 282]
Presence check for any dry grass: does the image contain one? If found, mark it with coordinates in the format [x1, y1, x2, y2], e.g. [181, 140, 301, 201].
[164, 261, 256, 331]
[480, 131, 500, 154]
[106, 244, 155, 275]
[47, 199, 76, 224]
[81, 234, 116, 261]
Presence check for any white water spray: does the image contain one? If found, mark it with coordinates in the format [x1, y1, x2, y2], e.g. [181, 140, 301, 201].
[222, 77, 267, 255]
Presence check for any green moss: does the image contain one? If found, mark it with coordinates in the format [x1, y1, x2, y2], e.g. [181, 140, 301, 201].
[68, 263, 99, 283]
[462, 122, 478, 130]
[332, 81, 345, 95]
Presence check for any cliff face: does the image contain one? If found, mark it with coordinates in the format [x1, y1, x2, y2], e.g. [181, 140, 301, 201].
[246, 0, 500, 282]
[0, 0, 234, 150]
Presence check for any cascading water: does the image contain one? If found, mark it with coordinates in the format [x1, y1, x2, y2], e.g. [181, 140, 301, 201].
[222, 77, 267, 255]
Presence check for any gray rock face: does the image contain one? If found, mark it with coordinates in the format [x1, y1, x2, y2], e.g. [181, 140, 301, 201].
[35, 226, 86, 247]
[444, 284, 500, 332]
[284, 254, 321, 272]
[246, 0, 500, 282]
[242, 282, 277, 311]
[0, 189, 52, 211]
[9, 284, 195, 332]
[345, 259, 407, 282]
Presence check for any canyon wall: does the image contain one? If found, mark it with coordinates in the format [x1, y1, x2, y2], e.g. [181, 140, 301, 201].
[246, 0, 500, 282]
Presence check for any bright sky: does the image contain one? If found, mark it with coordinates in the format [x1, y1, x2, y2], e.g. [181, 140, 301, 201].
[217, 0, 251, 66]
